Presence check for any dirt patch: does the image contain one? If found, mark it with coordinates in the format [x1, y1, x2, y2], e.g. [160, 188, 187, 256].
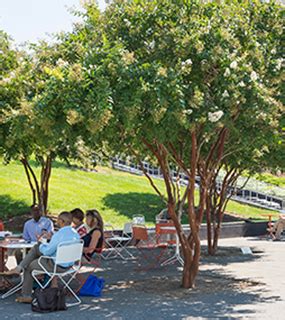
[131, 274, 264, 299]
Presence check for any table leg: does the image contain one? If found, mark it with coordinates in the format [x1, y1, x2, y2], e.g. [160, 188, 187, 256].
[161, 234, 184, 266]
[0, 248, 4, 272]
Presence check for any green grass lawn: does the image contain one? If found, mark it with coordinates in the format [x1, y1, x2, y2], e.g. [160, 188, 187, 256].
[256, 172, 285, 188]
[0, 160, 280, 228]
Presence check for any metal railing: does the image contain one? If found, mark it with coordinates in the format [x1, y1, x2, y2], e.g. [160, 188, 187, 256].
[112, 157, 284, 211]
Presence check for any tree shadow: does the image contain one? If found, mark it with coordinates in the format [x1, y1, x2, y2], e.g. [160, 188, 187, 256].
[0, 195, 29, 220]
[27, 159, 70, 170]
[61, 248, 276, 319]
[102, 192, 165, 222]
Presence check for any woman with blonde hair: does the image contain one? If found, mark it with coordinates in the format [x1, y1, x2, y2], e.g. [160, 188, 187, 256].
[82, 209, 104, 260]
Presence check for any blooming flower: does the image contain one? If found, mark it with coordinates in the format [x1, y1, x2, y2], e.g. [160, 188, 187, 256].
[250, 71, 258, 81]
[230, 61, 238, 69]
[122, 51, 135, 65]
[224, 68, 231, 77]
[208, 110, 224, 123]
[157, 67, 167, 77]
[149, 40, 155, 50]
[182, 59, 192, 67]
[222, 90, 229, 98]
[271, 48, 276, 55]
[56, 58, 69, 68]
[184, 109, 193, 115]
[276, 58, 284, 71]
[238, 81, 246, 87]
[181, 59, 193, 73]
[123, 18, 131, 27]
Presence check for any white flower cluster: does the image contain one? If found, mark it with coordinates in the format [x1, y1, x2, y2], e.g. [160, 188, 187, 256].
[181, 59, 192, 73]
[148, 40, 155, 50]
[250, 71, 258, 81]
[224, 68, 231, 77]
[208, 110, 224, 123]
[238, 81, 246, 87]
[276, 58, 284, 71]
[1, 70, 16, 84]
[230, 61, 238, 69]
[257, 112, 267, 121]
[183, 109, 193, 115]
[222, 90, 229, 98]
[123, 18, 131, 28]
[157, 67, 167, 77]
[56, 58, 69, 68]
[182, 59, 192, 67]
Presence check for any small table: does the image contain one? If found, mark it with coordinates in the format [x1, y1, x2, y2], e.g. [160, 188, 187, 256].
[159, 226, 184, 266]
[0, 240, 36, 271]
[0, 240, 36, 299]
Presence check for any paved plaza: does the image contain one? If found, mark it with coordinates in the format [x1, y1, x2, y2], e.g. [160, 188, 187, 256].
[0, 237, 284, 320]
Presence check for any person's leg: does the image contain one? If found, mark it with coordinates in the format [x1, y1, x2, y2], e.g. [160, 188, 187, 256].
[3, 244, 41, 275]
[20, 257, 54, 299]
[14, 249, 23, 265]
[18, 244, 41, 270]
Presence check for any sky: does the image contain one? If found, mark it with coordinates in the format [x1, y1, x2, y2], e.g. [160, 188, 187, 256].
[0, 0, 107, 44]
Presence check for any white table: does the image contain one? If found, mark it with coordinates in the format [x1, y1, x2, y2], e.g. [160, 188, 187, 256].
[1, 241, 36, 257]
[159, 226, 184, 266]
[0, 241, 36, 299]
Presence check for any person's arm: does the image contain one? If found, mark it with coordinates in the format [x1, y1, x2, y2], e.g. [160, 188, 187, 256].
[39, 232, 59, 256]
[22, 222, 31, 242]
[46, 219, 54, 234]
[83, 230, 101, 254]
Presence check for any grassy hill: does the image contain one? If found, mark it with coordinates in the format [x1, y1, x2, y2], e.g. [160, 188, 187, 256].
[0, 160, 280, 228]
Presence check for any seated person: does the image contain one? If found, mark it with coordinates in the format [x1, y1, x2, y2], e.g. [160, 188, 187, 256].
[14, 204, 54, 264]
[82, 209, 104, 260]
[156, 208, 171, 222]
[23, 204, 54, 242]
[271, 212, 285, 241]
[71, 208, 87, 238]
[1, 211, 80, 303]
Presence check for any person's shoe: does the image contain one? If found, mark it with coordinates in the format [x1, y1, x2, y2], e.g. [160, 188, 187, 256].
[273, 238, 281, 241]
[15, 296, 33, 304]
[0, 268, 21, 277]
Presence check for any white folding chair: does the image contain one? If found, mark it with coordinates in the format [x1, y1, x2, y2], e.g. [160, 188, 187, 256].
[104, 223, 134, 260]
[32, 240, 84, 307]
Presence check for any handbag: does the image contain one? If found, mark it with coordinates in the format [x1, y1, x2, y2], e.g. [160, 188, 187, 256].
[31, 287, 67, 313]
[79, 274, 105, 297]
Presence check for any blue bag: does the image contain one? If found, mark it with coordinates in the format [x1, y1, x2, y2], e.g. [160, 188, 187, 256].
[79, 274, 105, 297]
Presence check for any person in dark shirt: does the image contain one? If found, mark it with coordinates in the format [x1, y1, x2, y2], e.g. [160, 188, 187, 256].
[82, 209, 104, 260]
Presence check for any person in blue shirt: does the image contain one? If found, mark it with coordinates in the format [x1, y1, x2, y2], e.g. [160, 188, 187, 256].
[2, 211, 80, 303]
[14, 204, 54, 264]
[23, 205, 54, 242]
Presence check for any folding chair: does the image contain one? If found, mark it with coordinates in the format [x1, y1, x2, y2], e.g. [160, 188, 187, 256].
[132, 225, 169, 271]
[104, 223, 134, 260]
[32, 240, 84, 307]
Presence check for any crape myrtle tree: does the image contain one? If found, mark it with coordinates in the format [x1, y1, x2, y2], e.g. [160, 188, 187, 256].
[202, 1, 284, 255]
[84, 0, 283, 288]
[0, 31, 22, 155]
[0, 27, 110, 214]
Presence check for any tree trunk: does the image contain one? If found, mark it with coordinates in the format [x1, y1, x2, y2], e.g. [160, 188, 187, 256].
[21, 158, 37, 205]
[20, 155, 53, 215]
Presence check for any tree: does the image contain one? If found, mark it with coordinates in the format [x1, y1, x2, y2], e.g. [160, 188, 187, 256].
[82, 0, 284, 288]
[0, 28, 110, 214]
